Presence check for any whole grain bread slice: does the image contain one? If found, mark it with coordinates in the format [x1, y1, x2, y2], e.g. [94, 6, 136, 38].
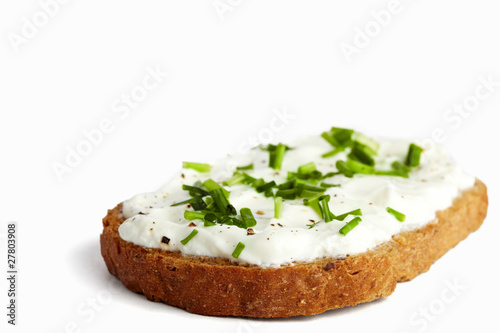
[100, 179, 487, 318]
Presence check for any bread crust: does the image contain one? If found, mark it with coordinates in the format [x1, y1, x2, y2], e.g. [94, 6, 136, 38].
[100, 179, 487, 317]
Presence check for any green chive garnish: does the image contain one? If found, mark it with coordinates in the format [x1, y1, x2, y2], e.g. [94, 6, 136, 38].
[348, 142, 375, 166]
[353, 132, 380, 154]
[210, 188, 236, 215]
[331, 127, 354, 144]
[189, 197, 208, 210]
[203, 213, 218, 227]
[345, 160, 375, 174]
[334, 208, 362, 221]
[222, 173, 246, 187]
[303, 193, 324, 217]
[405, 143, 423, 167]
[339, 217, 361, 235]
[278, 180, 295, 190]
[180, 229, 198, 245]
[274, 196, 283, 219]
[256, 180, 276, 193]
[236, 163, 254, 170]
[203, 178, 230, 198]
[232, 242, 245, 258]
[275, 188, 297, 200]
[184, 210, 206, 221]
[270, 143, 287, 170]
[320, 182, 341, 188]
[171, 198, 193, 207]
[391, 161, 411, 173]
[181, 184, 209, 197]
[321, 131, 340, 147]
[240, 208, 257, 228]
[322, 146, 346, 158]
[182, 162, 211, 173]
[320, 195, 334, 222]
[374, 169, 409, 178]
[298, 162, 316, 175]
[386, 207, 406, 222]
[336, 160, 354, 178]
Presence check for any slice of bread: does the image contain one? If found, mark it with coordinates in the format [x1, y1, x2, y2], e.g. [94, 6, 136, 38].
[100, 179, 487, 318]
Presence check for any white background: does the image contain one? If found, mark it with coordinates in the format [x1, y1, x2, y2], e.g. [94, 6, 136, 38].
[1, 1, 499, 332]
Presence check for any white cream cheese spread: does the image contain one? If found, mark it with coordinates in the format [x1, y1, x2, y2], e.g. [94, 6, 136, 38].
[118, 134, 475, 267]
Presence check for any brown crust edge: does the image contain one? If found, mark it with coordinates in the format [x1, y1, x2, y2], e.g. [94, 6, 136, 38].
[100, 179, 487, 318]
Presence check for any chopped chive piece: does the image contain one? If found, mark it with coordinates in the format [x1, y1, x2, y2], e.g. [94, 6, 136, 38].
[227, 204, 237, 215]
[331, 127, 354, 145]
[261, 143, 291, 152]
[241, 172, 257, 184]
[210, 188, 235, 215]
[334, 209, 362, 221]
[303, 193, 324, 205]
[171, 198, 193, 207]
[256, 180, 277, 193]
[200, 210, 223, 218]
[269, 143, 287, 170]
[236, 163, 254, 170]
[278, 180, 295, 190]
[336, 160, 354, 178]
[374, 169, 409, 178]
[240, 208, 257, 228]
[203, 179, 230, 198]
[180, 229, 198, 245]
[202, 178, 222, 191]
[222, 173, 246, 187]
[391, 161, 411, 172]
[172, 186, 209, 209]
[303, 193, 324, 217]
[320, 195, 334, 222]
[299, 189, 323, 198]
[181, 184, 209, 197]
[225, 217, 244, 227]
[386, 207, 406, 222]
[295, 181, 325, 192]
[321, 171, 339, 179]
[320, 182, 341, 188]
[298, 162, 316, 175]
[353, 132, 380, 154]
[252, 178, 265, 188]
[189, 197, 208, 210]
[204, 213, 218, 223]
[275, 188, 297, 200]
[339, 217, 361, 235]
[346, 159, 375, 174]
[232, 242, 245, 258]
[304, 170, 322, 180]
[184, 211, 206, 221]
[182, 162, 211, 173]
[321, 131, 340, 147]
[322, 146, 346, 158]
[204, 220, 216, 227]
[274, 196, 283, 219]
[405, 143, 423, 167]
[204, 196, 214, 205]
[348, 142, 375, 166]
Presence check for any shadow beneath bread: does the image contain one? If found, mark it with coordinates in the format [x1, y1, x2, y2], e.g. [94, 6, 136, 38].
[70, 239, 189, 315]
[71, 238, 119, 289]
[253, 297, 388, 322]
